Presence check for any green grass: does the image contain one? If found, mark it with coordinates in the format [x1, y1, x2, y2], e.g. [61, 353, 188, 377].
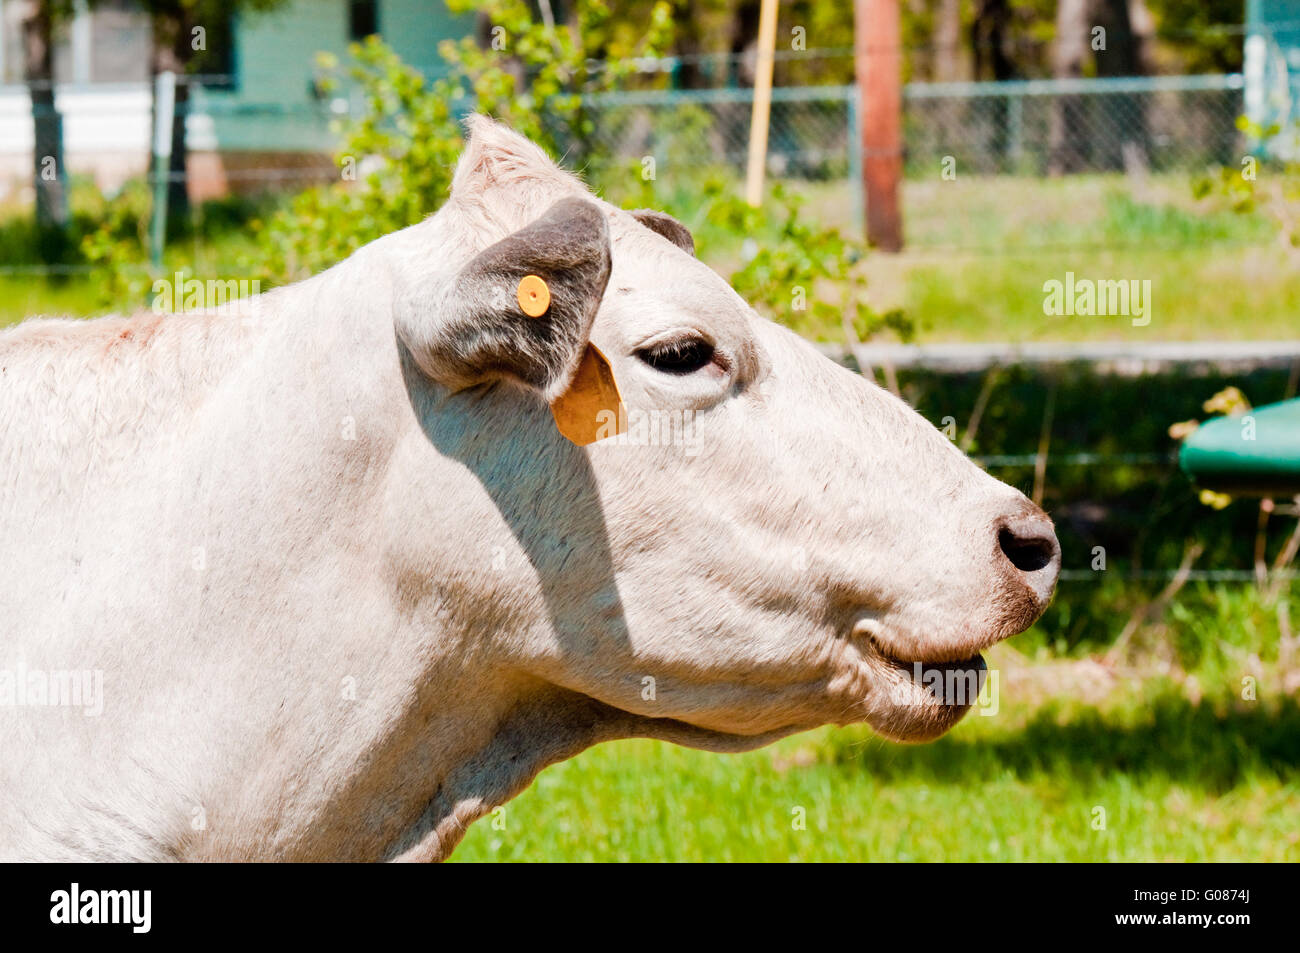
[0, 275, 105, 324]
[451, 570, 1300, 861]
[801, 172, 1299, 343]
[0, 184, 272, 327]
[452, 685, 1300, 862]
[885, 244, 1300, 343]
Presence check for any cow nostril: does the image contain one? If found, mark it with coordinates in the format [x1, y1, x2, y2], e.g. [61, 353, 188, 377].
[994, 515, 1061, 621]
[998, 525, 1056, 573]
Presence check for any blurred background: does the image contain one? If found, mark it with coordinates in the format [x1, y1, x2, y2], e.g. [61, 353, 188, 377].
[1, 0, 1297, 861]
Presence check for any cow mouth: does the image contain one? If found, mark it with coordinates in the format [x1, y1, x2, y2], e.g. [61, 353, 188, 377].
[882, 652, 988, 706]
[850, 622, 990, 732]
[856, 628, 986, 698]
[853, 621, 987, 680]
[857, 646, 989, 742]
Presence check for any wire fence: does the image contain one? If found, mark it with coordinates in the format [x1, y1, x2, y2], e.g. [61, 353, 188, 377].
[903, 73, 1245, 175]
[0, 71, 1249, 208]
[582, 73, 1246, 183]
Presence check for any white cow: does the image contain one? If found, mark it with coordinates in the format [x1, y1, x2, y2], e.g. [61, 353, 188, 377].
[0, 117, 1059, 861]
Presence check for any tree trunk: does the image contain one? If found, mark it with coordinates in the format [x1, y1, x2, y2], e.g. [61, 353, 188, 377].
[1090, 0, 1148, 170]
[720, 0, 761, 172]
[673, 0, 709, 88]
[1047, 0, 1089, 176]
[972, 0, 1017, 168]
[151, 9, 192, 225]
[1126, 0, 1156, 169]
[933, 0, 963, 83]
[1127, 0, 1156, 75]
[972, 0, 1015, 81]
[22, 1, 69, 234]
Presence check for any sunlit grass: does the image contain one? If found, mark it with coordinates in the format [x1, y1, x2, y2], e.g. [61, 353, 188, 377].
[0, 276, 106, 326]
[452, 684, 1300, 862]
[795, 172, 1296, 343]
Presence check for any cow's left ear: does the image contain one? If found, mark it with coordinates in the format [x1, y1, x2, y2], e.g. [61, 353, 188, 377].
[398, 196, 612, 403]
[630, 209, 695, 256]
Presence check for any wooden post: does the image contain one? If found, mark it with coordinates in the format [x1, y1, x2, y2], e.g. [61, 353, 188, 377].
[744, 0, 779, 207]
[855, 0, 903, 251]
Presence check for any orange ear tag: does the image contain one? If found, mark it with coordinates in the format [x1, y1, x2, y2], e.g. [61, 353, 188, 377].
[551, 343, 627, 446]
[517, 275, 551, 317]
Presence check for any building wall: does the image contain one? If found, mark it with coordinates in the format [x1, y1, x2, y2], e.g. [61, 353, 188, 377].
[234, 0, 352, 107]
[1245, 0, 1300, 158]
[383, 0, 471, 74]
[200, 0, 470, 154]
[0, 0, 470, 199]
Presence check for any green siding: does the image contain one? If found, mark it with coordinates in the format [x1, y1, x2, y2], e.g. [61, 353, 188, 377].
[384, 0, 471, 75]
[198, 0, 469, 152]
[239, 0, 350, 106]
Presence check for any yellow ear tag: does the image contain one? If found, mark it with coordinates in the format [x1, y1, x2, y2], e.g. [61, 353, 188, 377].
[517, 275, 551, 317]
[551, 344, 626, 446]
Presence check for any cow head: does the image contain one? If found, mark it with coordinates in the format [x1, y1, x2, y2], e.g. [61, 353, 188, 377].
[384, 116, 1059, 750]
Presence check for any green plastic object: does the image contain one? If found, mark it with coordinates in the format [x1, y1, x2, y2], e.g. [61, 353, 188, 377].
[1179, 397, 1300, 497]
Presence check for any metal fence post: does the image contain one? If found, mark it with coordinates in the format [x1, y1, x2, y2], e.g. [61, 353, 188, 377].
[150, 70, 176, 271]
[847, 86, 864, 236]
[1008, 91, 1023, 172]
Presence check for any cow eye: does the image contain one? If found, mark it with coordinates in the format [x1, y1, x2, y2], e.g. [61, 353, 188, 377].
[635, 336, 716, 374]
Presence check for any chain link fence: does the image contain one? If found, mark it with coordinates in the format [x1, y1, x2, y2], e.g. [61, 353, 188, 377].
[0, 72, 1248, 211]
[581, 73, 1246, 184]
[0, 68, 1257, 290]
[907, 74, 1246, 175]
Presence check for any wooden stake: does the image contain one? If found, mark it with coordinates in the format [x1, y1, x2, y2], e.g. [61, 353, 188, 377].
[1032, 379, 1057, 509]
[744, 0, 779, 208]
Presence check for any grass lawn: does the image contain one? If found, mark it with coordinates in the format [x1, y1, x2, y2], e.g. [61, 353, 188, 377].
[880, 244, 1300, 343]
[800, 173, 1300, 343]
[0, 275, 106, 325]
[452, 673, 1300, 862]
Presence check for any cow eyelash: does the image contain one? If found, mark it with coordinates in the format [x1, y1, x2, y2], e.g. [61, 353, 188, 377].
[634, 336, 718, 375]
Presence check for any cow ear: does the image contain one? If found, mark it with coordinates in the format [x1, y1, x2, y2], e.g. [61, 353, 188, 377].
[630, 209, 695, 256]
[398, 197, 613, 403]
